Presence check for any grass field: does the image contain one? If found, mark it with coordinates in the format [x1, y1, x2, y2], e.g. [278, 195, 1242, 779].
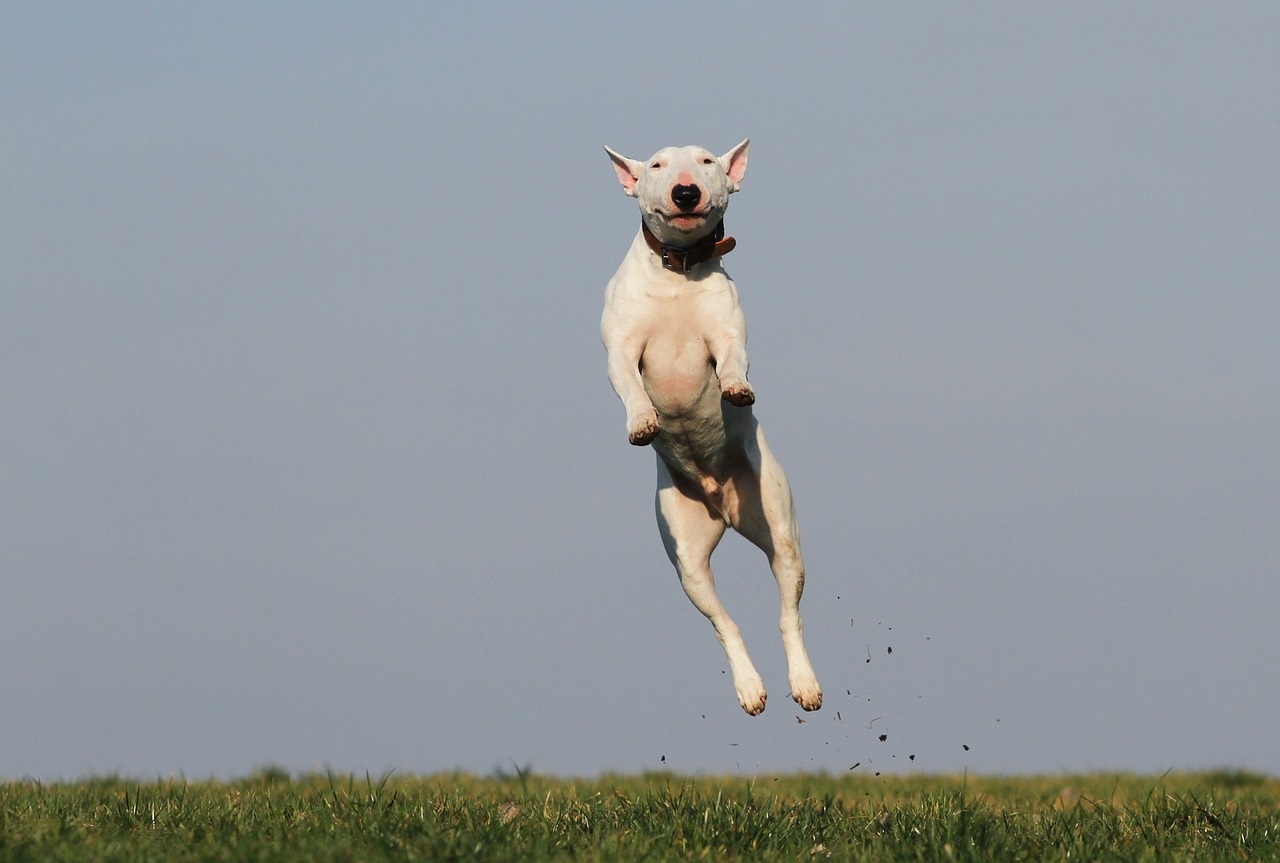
[2, 769, 1277, 861]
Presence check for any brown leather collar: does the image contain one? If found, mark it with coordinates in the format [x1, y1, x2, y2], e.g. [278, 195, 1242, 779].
[641, 219, 736, 273]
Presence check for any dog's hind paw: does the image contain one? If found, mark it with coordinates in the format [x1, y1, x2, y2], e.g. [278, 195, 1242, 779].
[720, 380, 755, 407]
[789, 679, 823, 712]
[627, 409, 660, 446]
[738, 688, 767, 716]
[734, 674, 768, 716]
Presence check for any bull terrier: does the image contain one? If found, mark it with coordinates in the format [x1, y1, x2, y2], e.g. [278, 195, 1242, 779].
[601, 140, 822, 715]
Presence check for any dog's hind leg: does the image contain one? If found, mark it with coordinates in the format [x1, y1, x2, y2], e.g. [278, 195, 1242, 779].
[727, 426, 823, 712]
[655, 459, 769, 715]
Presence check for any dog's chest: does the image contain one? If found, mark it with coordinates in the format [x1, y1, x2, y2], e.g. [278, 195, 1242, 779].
[634, 296, 718, 411]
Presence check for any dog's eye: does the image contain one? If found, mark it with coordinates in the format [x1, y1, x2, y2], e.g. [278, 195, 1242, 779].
[702, 158, 715, 165]
[650, 161, 662, 170]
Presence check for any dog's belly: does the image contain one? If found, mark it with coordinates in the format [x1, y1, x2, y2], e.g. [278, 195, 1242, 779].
[654, 407, 729, 476]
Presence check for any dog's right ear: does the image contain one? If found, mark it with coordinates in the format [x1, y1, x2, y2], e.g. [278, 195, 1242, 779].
[605, 146, 643, 197]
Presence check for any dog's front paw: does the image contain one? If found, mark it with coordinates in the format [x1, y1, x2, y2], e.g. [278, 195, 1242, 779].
[721, 380, 755, 407]
[627, 409, 660, 446]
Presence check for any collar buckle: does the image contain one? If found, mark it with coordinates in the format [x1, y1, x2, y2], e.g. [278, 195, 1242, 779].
[660, 246, 689, 273]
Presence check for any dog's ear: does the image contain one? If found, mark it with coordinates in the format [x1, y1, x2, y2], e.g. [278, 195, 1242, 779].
[719, 138, 750, 193]
[604, 146, 643, 197]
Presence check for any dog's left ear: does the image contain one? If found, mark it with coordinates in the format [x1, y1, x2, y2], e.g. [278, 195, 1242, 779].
[719, 138, 750, 193]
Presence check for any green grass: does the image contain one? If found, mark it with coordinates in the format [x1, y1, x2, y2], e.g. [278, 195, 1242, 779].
[2, 770, 1278, 861]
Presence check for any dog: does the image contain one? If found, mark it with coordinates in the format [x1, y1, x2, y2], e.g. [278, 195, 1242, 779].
[601, 140, 822, 715]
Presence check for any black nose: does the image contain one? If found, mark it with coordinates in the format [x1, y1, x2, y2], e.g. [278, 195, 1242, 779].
[671, 184, 701, 212]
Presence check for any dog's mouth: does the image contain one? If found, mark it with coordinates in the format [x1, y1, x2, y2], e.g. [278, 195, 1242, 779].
[659, 210, 709, 230]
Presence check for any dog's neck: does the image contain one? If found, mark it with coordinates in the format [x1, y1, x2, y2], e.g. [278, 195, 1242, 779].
[641, 219, 736, 274]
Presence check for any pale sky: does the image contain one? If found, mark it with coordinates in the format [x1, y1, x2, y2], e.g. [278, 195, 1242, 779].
[3, 3, 1278, 780]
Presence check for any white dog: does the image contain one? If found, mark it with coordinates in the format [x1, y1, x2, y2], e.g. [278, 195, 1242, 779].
[601, 140, 822, 715]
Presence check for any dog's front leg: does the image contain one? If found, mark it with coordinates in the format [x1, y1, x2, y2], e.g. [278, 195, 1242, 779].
[708, 324, 755, 407]
[603, 332, 659, 446]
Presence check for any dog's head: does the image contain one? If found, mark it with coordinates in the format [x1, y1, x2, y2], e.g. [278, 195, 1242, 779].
[605, 140, 749, 248]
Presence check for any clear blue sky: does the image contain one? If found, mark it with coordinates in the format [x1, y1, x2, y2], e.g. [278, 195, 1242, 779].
[4, 3, 1278, 780]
